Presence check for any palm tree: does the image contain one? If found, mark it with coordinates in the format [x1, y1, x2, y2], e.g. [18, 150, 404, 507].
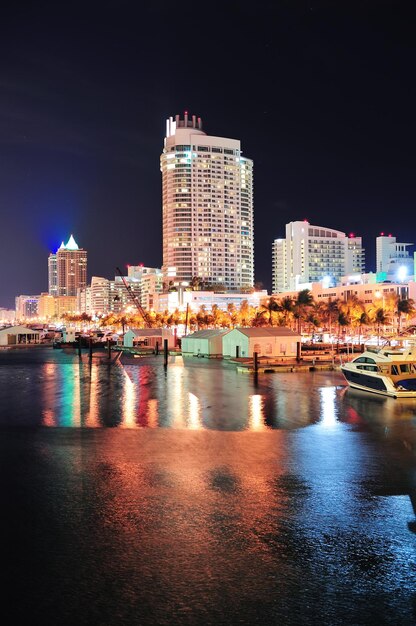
[279, 295, 295, 328]
[251, 311, 269, 327]
[397, 298, 416, 334]
[211, 304, 225, 328]
[190, 276, 202, 290]
[116, 314, 129, 337]
[261, 297, 280, 326]
[305, 312, 321, 342]
[196, 305, 208, 329]
[336, 310, 350, 350]
[343, 295, 366, 346]
[355, 311, 370, 347]
[371, 307, 390, 346]
[321, 298, 340, 341]
[227, 303, 238, 328]
[294, 289, 314, 334]
[239, 299, 251, 327]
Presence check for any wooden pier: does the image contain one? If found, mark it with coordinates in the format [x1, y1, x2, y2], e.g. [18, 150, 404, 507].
[232, 354, 350, 374]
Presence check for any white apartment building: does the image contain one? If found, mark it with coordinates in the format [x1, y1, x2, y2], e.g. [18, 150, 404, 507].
[90, 276, 111, 315]
[48, 253, 58, 296]
[77, 272, 157, 316]
[273, 273, 411, 308]
[127, 265, 163, 309]
[140, 271, 163, 310]
[376, 234, 414, 282]
[160, 113, 254, 291]
[272, 221, 365, 292]
[15, 295, 41, 320]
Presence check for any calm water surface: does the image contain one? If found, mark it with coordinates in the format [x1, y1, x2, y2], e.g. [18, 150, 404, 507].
[2, 348, 416, 625]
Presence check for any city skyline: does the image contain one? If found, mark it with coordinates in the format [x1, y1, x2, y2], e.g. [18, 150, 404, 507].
[1, 1, 415, 307]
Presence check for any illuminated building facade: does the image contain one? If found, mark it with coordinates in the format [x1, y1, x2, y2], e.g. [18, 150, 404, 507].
[48, 253, 58, 296]
[376, 234, 414, 282]
[38, 293, 56, 320]
[275, 279, 410, 310]
[51, 235, 87, 297]
[15, 295, 41, 320]
[272, 221, 365, 292]
[161, 113, 254, 290]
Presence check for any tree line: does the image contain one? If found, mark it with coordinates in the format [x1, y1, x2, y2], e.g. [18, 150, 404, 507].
[61, 289, 416, 343]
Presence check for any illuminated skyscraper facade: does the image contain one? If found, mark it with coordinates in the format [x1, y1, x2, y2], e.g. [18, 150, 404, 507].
[160, 113, 254, 290]
[272, 221, 365, 292]
[376, 234, 413, 281]
[48, 253, 58, 296]
[50, 235, 87, 297]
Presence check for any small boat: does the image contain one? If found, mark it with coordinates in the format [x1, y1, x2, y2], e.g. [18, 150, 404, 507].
[341, 344, 416, 398]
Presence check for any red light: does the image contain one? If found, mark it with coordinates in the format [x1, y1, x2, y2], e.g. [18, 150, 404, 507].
[380, 232, 384, 236]
[388, 233, 392, 237]
[349, 233, 354, 238]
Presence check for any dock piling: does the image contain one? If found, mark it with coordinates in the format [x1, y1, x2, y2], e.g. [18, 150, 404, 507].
[163, 339, 168, 367]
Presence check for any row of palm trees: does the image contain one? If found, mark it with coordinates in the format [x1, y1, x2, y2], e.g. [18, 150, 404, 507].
[260, 289, 416, 343]
[60, 289, 416, 342]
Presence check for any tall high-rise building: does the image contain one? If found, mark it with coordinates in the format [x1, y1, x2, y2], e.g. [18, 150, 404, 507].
[272, 221, 365, 292]
[160, 113, 254, 290]
[48, 253, 58, 296]
[49, 235, 87, 297]
[376, 234, 413, 281]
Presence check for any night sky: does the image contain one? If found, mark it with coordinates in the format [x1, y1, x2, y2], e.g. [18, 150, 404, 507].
[1, 1, 415, 308]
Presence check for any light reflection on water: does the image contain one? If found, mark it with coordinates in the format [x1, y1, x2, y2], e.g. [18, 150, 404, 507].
[1, 349, 416, 444]
[2, 349, 416, 625]
[319, 386, 338, 429]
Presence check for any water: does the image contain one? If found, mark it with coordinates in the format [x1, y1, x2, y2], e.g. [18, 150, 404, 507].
[2, 348, 416, 625]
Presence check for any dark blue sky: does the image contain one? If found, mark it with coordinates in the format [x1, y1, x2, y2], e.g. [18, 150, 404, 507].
[1, 0, 415, 308]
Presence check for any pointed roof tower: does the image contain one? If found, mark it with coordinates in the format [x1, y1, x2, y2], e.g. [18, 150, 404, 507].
[65, 234, 79, 250]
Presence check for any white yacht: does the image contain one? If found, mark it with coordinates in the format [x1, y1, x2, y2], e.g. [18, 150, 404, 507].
[341, 344, 416, 398]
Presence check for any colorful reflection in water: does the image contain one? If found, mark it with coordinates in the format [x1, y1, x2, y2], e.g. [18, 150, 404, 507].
[121, 366, 136, 428]
[2, 350, 416, 443]
[3, 349, 416, 626]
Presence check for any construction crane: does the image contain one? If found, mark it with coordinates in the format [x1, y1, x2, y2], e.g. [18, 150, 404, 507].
[115, 267, 151, 327]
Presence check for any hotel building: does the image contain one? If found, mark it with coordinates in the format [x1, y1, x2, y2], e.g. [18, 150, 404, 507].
[160, 113, 254, 291]
[376, 234, 414, 282]
[272, 221, 365, 292]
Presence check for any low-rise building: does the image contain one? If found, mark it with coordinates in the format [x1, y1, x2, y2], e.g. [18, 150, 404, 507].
[181, 329, 230, 357]
[222, 327, 301, 359]
[0, 325, 41, 345]
[123, 328, 176, 350]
